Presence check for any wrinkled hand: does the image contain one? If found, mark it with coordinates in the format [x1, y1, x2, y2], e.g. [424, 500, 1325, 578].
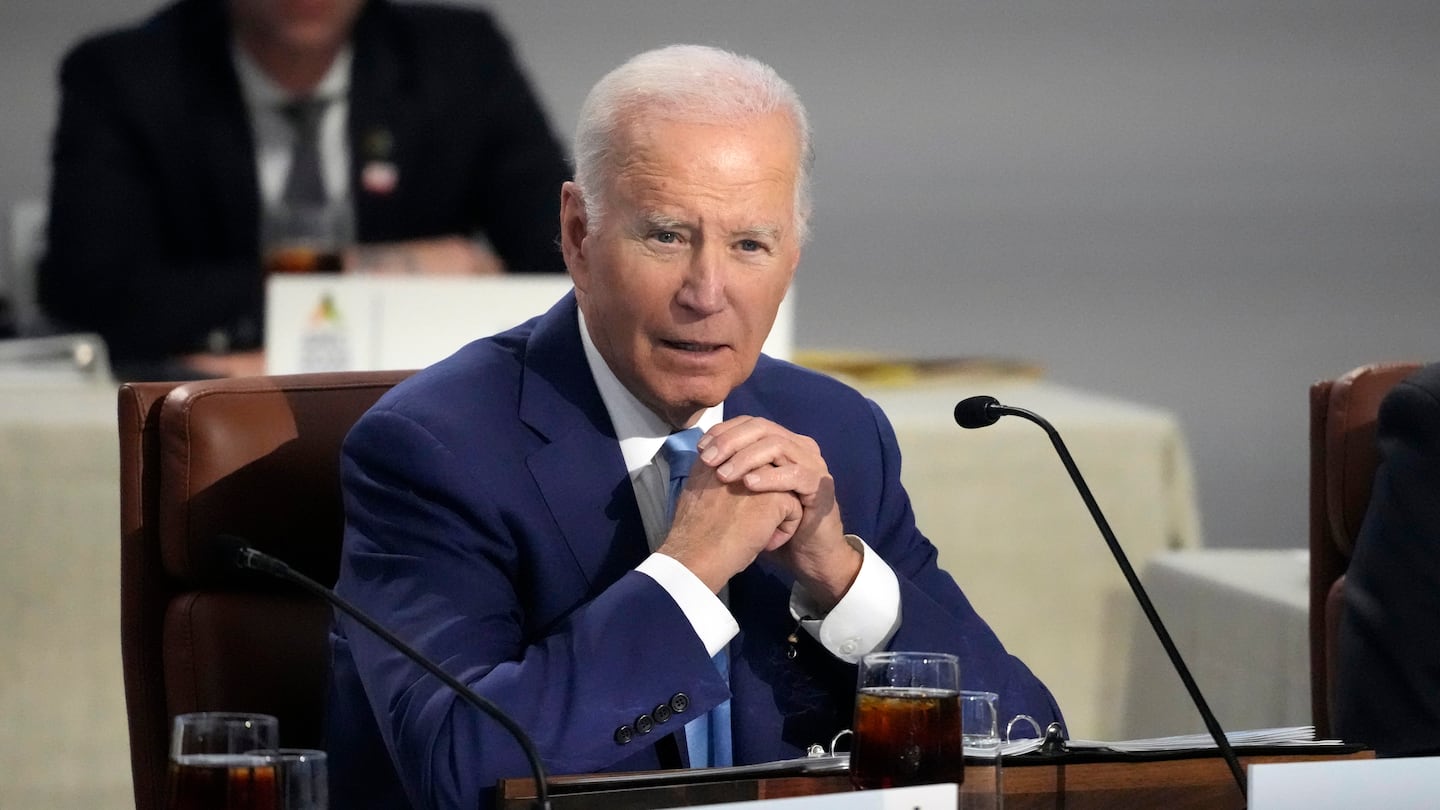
[658, 458, 803, 594]
[695, 416, 861, 610]
[177, 350, 267, 378]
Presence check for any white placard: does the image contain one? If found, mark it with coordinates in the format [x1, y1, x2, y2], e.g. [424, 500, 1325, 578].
[265, 275, 795, 374]
[659, 783, 956, 810]
[1249, 756, 1440, 809]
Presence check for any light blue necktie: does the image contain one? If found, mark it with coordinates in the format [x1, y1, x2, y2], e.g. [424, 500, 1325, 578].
[660, 428, 734, 768]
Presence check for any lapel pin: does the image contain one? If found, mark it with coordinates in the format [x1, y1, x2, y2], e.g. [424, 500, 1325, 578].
[362, 160, 399, 195]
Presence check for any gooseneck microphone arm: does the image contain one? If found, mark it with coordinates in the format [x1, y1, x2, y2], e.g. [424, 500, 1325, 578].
[218, 537, 552, 810]
[953, 396, 1248, 799]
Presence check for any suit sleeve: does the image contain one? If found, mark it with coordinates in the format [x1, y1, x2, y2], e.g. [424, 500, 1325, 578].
[858, 399, 1065, 731]
[39, 40, 263, 362]
[459, 14, 569, 275]
[334, 408, 727, 809]
[1335, 367, 1440, 754]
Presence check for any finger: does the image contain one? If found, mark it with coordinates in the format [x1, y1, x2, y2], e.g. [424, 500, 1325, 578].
[696, 415, 759, 448]
[766, 495, 804, 550]
[709, 428, 820, 482]
[737, 461, 820, 497]
[714, 438, 798, 483]
[697, 416, 770, 464]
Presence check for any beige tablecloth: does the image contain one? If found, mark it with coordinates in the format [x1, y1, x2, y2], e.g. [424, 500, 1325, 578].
[852, 374, 1203, 740]
[0, 371, 1203, 807]
[1119, 549, 1311, 739]
[0, 382, 129, 809]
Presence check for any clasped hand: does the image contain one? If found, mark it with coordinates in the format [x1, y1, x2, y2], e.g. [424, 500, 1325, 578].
[658, 416, 861, 610]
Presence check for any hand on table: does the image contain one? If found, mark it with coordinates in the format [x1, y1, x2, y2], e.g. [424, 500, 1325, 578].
[176, 350, 266, 379]
[345, 237, 504, 276]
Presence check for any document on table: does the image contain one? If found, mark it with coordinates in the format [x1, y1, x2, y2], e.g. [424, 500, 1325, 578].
[988, 726, 1346, 758]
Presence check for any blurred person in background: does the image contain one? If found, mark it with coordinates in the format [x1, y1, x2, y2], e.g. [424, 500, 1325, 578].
[39, 0, 569, 380]
[1336, 361, 1440, 756]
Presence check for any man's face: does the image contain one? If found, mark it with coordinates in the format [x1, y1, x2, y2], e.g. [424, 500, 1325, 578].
[229, 0, 364, 56]
[562, 112, 803, 429]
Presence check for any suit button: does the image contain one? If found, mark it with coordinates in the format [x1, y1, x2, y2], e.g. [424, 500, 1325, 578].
[653, 703, 673, 724]
[614, 725, 634, 745]
[669, 692, 690, 714]
[635, 713, 654, 735]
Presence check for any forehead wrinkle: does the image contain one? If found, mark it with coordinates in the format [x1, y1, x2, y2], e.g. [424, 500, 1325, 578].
[606, 118, 798, 240]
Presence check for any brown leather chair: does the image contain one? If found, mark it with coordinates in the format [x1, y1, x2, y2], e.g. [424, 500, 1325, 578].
[1308, 360, 1423, 739]
[118, 370, 411, 810]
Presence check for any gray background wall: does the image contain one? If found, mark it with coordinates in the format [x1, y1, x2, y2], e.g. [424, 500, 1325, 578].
[1, 0, 1436, 552]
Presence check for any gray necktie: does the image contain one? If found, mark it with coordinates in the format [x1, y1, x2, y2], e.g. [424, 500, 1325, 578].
[280, 97, 329, 206]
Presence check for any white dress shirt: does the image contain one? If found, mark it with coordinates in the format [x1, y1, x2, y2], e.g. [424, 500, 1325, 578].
[577, 309, 901, 663]
[231, 43, 353, 207]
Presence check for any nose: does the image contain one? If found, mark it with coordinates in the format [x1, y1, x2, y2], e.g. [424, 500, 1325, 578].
[675, 247, 727, 315]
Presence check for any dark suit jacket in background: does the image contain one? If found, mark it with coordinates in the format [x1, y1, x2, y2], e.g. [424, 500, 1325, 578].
[326, 293, 1064, 809]
[39, 0, 569, 373]
[1335, 361, 1440, 755]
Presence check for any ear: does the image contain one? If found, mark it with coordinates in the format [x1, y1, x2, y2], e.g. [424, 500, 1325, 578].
[559, 181, 590, 290]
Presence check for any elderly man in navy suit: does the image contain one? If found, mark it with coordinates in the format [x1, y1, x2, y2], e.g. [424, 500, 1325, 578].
[326, 43, 1062, 809]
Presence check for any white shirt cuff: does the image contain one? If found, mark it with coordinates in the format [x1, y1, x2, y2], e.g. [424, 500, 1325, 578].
[637, 552, 739, 658]
[789, 535, 901, 664]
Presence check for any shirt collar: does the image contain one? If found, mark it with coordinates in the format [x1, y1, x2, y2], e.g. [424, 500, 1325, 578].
[231, 41, 353, 108]
[577, 308, 723, 476]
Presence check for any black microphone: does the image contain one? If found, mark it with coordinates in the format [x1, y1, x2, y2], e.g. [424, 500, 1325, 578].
[953, 396, 1248, 798]
[216, 536, 552, 810]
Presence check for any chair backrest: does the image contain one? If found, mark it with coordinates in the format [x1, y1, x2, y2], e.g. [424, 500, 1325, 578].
[7, 199, 50, 336]
[1308, 360, 1423, 738]
[118, 369, 411, 810]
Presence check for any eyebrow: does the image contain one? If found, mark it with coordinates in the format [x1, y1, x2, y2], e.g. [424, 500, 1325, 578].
[734, 225, 784, 242]
[639, 213, 688, 232]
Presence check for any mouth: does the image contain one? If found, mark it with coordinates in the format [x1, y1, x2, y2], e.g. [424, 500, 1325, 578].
[661, 339, 726, 355]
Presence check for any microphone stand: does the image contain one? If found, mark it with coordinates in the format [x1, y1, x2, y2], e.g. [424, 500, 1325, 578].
[957, 399, 1248, 799]
[227, 541, 552, 810]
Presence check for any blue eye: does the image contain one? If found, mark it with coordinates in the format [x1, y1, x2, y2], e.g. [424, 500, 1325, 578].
[654, 231, 679, 244]
[738, 239, 762, 252]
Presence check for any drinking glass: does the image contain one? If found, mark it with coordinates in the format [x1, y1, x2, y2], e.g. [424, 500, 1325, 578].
[168, 712, 281, 810]
[960, 690, 1002, 809]
[850, 651, 964, 790]
[262, 202, 351, 275]
[269, 748, 328, 810]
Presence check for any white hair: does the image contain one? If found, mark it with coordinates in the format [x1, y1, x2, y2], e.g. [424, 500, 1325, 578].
[572, 44, 814, 242]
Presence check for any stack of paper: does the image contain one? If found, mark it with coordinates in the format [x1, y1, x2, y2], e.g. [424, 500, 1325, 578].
[984, 726, 1345, 758]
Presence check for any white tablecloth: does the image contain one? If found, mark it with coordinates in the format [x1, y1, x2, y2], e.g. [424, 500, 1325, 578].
[0, 382, 129, 809]
[0, 371, 1203, 807]
[1118, 549, 1311, 739]
[853, 375, 1204, 740]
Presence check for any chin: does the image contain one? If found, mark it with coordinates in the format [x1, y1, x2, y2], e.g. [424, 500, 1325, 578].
[652, 388, 727, 426]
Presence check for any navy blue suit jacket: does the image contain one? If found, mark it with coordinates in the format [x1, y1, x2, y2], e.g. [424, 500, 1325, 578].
[1335, 362, 1440, 755]
[327, 293, 1062, 808]
[39, 0, 569, 374]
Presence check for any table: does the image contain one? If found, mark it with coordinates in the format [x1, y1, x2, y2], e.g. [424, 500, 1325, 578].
[499, 749, 1371, 809]
[1119, 549, 1311, 739]
[0, 369, 1201, 807]
[848, 373, 1203, 740]
[0, 380, 130, 809]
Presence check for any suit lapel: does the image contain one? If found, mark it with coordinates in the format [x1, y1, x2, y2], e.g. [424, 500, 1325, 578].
[347, 3, 416, 239]
[520, 296, 652, 591]
[180, 4, 260, 256]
